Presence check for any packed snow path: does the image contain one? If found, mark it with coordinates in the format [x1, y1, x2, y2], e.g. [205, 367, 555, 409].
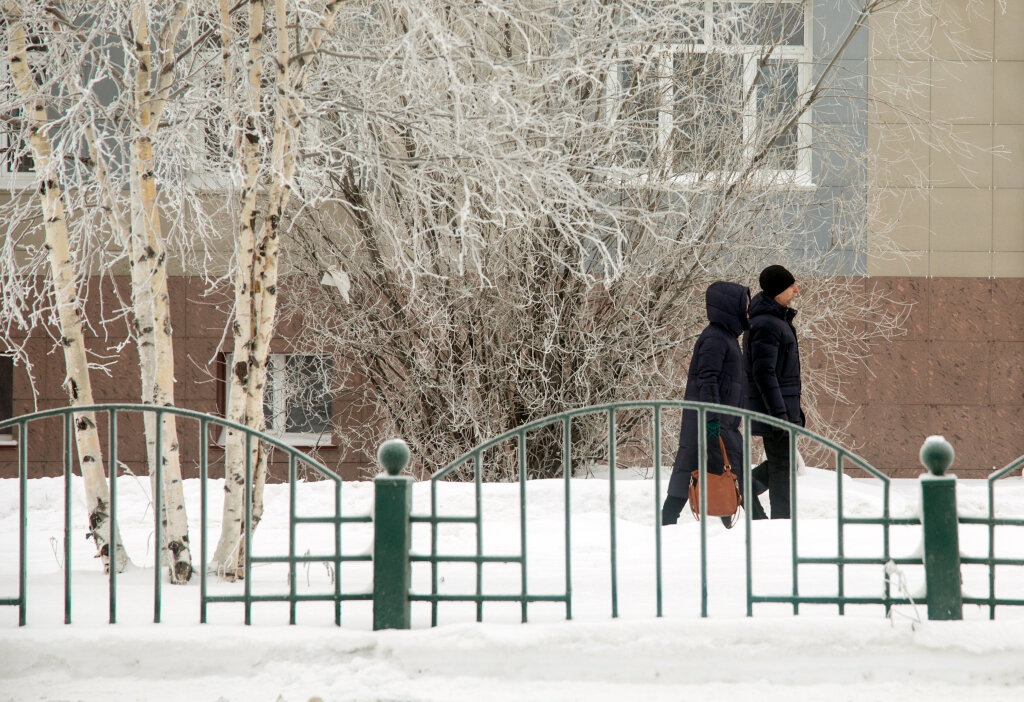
[3, 469, 1024, 700]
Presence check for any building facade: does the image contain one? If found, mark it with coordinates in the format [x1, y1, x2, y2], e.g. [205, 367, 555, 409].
[1, 1, 1021, 480]
[848, 0, 1024, 477]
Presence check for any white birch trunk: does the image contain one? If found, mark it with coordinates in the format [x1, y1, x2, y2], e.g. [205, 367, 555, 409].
[6, 16, 128, 572]
[245, 0, 344, 562]
[213, 0, 343, 577]
[212, 0, 266, 580]
[244, 0, 292, 547]
[128, 0, 193, 583]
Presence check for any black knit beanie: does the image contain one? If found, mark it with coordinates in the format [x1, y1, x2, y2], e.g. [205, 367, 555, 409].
[759, 265, 796, 299]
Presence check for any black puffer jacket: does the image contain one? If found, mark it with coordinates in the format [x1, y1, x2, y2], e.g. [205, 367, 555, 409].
[666, 281, 750, 499]
[743, 292, 804, 436]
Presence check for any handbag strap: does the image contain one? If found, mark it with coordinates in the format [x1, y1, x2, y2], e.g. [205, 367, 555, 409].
[717, 435, 742, 509]
[717, 435, 732, 472]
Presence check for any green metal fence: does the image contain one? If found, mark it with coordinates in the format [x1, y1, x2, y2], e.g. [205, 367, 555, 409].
[3, 400, 1021, 628]
[960, 453, 1024, 618]
[401, 401, 925, 626]
[0, 403, 371, 627]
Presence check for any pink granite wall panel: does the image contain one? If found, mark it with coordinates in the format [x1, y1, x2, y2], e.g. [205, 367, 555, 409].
[840, 277, 1024, 479]
[4, 275, 1021, 481]
[0, 276, 374, 481]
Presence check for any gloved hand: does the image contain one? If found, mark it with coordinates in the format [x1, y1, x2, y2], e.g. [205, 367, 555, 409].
[706, 417, 721, 440]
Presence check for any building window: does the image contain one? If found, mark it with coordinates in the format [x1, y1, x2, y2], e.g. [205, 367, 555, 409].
[223, 353, 333, 446]
[264, 354, 333, 442]
[1, 19, 45, 187]
[613, 0, 809, 181]
[1, 23, 44, 188]
[0, 356, 13, 441]
[1, 108, 34, 178]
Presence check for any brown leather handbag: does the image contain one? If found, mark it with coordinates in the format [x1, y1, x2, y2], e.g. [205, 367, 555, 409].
[687, 435, 742, 526]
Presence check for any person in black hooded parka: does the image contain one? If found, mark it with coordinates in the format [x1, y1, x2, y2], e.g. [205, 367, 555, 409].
[662, 281, 767, 526]
[744, 264, 804, 519]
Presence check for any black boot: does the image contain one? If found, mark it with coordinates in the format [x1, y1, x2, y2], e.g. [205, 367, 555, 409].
[662, 495, 685, 525]
[749, 496, 768, 520]
[751, 461, 770, 495]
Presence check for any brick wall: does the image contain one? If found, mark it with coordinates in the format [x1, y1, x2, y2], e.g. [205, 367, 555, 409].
[0, 277, 375, 481]
[819, 276, 1024, 478]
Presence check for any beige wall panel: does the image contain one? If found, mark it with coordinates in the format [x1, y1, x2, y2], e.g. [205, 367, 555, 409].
[928, 188, 993, 251]
[869, 186, 930, 249]
[867, 123, 930, 187]
[929, 251, 991, 277]
[992, 251, 1024, 277]
[866, 250, 929, 277]
[994, 61, 1024, 124]
[993, 189, 1024, 252]
[930, 124, 993, 188]
[867, 59, 930, 124]
[993, 125, 1024, 187]
[868, 2, 933, 61]
[931, 61, 994, 124]
[932, 0, 995, 61]
[995, 2, 1024, 61]
[866, 5, 1019, 278]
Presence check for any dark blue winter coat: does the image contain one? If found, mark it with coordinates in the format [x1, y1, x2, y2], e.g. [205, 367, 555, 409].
[743, 292, 804, 437]
[666, 281, 751, 500]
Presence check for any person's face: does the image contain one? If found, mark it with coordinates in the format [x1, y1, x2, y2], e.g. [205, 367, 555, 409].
[774, 283, 799, 307]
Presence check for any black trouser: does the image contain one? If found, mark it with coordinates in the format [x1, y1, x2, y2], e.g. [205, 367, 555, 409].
[752, 430, 792, 519]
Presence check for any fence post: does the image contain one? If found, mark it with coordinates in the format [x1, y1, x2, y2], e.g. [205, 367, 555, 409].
[373, 439, 412, 630]
[919, 436, 962, 621]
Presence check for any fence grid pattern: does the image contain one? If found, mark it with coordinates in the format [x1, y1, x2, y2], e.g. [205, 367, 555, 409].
[3, 401, 1023, 627]
[406, 401, 924, 625]
[0, 404, 372, 627]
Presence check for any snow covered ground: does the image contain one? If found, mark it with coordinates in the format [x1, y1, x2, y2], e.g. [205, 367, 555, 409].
[3, 465, 1024, 701]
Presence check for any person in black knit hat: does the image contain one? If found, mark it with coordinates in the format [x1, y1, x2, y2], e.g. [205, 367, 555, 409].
[743, 264, 803, 519]
[758, 265, 795, 300]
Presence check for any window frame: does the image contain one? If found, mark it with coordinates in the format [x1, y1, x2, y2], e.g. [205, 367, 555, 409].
[0, 106, 36, 190]
[220, 352, 335, 448]
[0, 356, 14, 446]
[0, 22, 43, 191]
[178, 44, 235, 191]
[608, 0, 813, 186]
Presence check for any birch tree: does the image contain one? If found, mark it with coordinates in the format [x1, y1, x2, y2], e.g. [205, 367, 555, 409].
[121, 0, 195, 583]
[3, 6, 128, 571]
[209, 0, 342, 579]
[1, 0, 347, 582]
[78, 1, 195, 583]
[0, 1, 211, 582]
[279, 0, 985, 477]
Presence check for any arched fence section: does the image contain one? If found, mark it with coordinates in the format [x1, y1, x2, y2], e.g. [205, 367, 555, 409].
[0, 404, 371, 627]
[403, 401, 926, 627]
